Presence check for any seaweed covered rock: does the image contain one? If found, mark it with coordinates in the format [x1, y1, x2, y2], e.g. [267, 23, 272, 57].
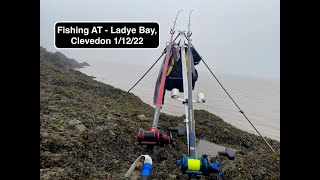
[40, 48, 280, 179]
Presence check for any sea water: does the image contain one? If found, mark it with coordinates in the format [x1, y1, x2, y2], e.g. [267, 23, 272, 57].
[78, 60, 280, 141]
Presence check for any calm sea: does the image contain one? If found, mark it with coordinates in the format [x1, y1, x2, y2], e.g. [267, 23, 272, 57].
[78, 60, 280, 141]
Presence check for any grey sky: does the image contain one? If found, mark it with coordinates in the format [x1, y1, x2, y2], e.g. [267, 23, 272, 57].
[41, 0, 279, 79]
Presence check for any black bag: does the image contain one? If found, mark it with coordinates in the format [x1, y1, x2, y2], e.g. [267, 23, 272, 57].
[165, 48, 199, 92]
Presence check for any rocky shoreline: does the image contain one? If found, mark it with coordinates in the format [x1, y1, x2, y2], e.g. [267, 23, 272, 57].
[40, 47, 280, 179]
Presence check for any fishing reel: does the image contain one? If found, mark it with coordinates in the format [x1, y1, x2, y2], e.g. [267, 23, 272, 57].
[137, 123, 186, 147]
[137, 127, 172, 147]
[176, 154, 221, 177]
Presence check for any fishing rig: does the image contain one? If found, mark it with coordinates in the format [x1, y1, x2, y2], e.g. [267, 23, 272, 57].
[103, 10, 277, 180]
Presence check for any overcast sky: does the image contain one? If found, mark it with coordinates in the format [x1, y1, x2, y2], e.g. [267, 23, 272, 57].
[40, 0, 279, 79]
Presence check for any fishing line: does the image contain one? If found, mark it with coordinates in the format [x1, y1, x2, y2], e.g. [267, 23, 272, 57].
[202, 58, 276, 153]
[100, 52, 164, 117]
[188, 40, 276, 153]
[100, 34, 180, 118]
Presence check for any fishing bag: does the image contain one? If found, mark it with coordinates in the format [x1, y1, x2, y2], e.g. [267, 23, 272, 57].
[153, 44, 201, 105]
[165, 46, 200, 92]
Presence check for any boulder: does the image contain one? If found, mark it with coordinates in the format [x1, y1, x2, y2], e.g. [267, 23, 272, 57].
[137, 114, 148, 121]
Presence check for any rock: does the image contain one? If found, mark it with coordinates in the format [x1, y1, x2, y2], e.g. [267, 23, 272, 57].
[258, 148, 264, 153]
[224, 128, 230, 133]
[44, 50, 85, 69]
[160, 160, 167, 166]
[237, 150, 247, 156]
[108, 130, 116, 140]
[41, 171, 56, 179]
[75, 124, 87, 133]
[112, 159, 120, 164]
[68, 119, 82, 125]
[60, 99, 68, 103]
[113, 112, 122, 117]
[48, 117, 57, 122]
[48, 105, 58, 112]
[41, 132, 49, 138]
[258, 167, 267, 176]
[95, 126, 108, 131]
[107, 115, 115, 122]
[40, 167, 66, 179]
[105, 121, 117, 127]
[243, 141, 252, 148]
[129, 170, 140, 180]
[106, 114, 117, 125]
[137, 114, 148, 121]
[57, 168, 65, 173]
[105, 172, 112, 180]
[80, 62, 90, 66]
[96, 126, 104, 131]
[58, 126, 65, 131]
[168, 174, 177, 179]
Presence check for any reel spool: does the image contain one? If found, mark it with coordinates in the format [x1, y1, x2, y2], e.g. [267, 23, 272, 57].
[137, 128, 172, 147]
[176, 154, 221, 176]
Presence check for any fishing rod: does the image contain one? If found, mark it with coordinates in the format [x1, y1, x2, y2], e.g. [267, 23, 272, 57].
[126, 10, 237, 179]
[186, 9, 200, 179]
[186, 9, 196, 158]
[137, 9, 183, 160]
[179, 32, 190, 155]
[174, 11, 224, 180]
[152, 9, 183, 128]
[126, 10, 184, 180]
